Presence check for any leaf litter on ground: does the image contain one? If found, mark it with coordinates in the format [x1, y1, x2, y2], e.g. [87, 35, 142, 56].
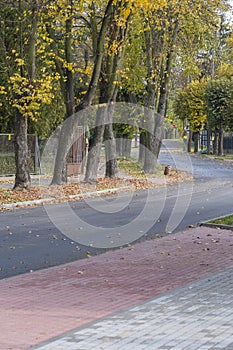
[0, 169, 192, 210]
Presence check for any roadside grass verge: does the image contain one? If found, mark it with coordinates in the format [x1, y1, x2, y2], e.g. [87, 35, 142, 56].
[209, 214, 233, 226]
[117, 157, 165, 178]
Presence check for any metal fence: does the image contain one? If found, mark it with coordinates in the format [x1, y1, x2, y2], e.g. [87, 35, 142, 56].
[0, 127, 85, 176]
[40, 127, 85, 176]
[0, 134, 39, 176]
[223, 134, 233, 153]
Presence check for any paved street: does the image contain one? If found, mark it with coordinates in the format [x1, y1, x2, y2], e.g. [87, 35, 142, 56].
[1, 145, 233, 278]
[1, 142, 233, 349]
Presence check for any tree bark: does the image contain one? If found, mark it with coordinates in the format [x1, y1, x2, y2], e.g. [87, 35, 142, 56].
[13, 0, 39, 190]
[85, 2, 129, 181]
[194, 132, 199, 153]
[104, 102, 118, 178]
[152, 20, 179, 162]
[51, 115, 81, 184]
[188, 131, 192, 153]
[143, 109, 157, 173]
[213, 131, 218, 155]
[139, 131, 146, 164]
[51, 16, 76, 184]
[14, 111, 31, 190]
[116, 136, 123, 157]
[84, 106, 107, 182]
[65, 17, 75, 117]
[76, 0, 115, 111]
[218, 128, 224, 156]
[122, 135, 132, 158]
[143, 19, 179, 173]
[50, 0, 114, 184]
[105, 128, 117, 177]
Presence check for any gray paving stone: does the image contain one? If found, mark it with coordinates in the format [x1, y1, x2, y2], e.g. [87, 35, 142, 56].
[32, 266, 233, 350]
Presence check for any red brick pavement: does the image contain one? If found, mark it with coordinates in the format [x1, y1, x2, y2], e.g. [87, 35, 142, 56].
[1, 226, 233, 350]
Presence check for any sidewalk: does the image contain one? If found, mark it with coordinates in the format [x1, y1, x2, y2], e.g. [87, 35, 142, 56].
[33, 266, 233, 350]
[0, 226, 233, 350]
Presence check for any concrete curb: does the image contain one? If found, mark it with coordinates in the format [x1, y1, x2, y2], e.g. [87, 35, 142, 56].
[0, 197, 56, 209]
[0, 186, 131, 210]
[199, 213, 233, 231]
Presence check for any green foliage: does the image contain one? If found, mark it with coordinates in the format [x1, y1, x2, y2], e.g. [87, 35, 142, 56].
[204, 78, 233, 131]
[120, 16, 147, 97]
[174, 80, 208, 132]
[0, 0, 230, 137]
[114, 123, 137, 139]
[0, 0, 67, 138]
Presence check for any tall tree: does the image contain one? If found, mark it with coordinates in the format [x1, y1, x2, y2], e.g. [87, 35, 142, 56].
[205, 78, 233, 155]
[85, 1, 130, 181]
[142, 0, 226, 172]
[0, 0, 52, 189]
[174, 79, 208, 152]
[51, 0, 115, 185]
[0, 0, 54, 189]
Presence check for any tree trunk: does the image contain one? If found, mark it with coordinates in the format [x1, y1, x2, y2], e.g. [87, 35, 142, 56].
[218, 129, 224, 156]
[76, 0, 115, 111]
[150, 23, 179, 163]
[14, 111, 31, 190]
[50, 124, 69, 185]
[143, 131, 159, 173]
[51, 1, 114, 185]
[85, 2, 129, 181]
[143, 20, 179, 173]
[194, 132, 199, 153]
[143, 108, 157, 173]
[51, 16, 76, 184]
[13, 0, 38, 190]
[104, 102, 118, 178]
[139, 130, 146, 164]
[51, 116, 79, 185]
[65, 17, 75, 117]
[84, 106, 107, 182]
[105, 127, 118, 178]
[122, 135, 131, 158]
[213, 131, 218, 155]
[188, 131, 192, 153]
[116, 136, 123, 157]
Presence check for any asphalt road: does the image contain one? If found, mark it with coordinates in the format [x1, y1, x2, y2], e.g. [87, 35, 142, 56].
[0, 147, 233, 279]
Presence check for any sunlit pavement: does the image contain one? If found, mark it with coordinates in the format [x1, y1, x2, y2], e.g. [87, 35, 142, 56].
[0, 226, 233, 350]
